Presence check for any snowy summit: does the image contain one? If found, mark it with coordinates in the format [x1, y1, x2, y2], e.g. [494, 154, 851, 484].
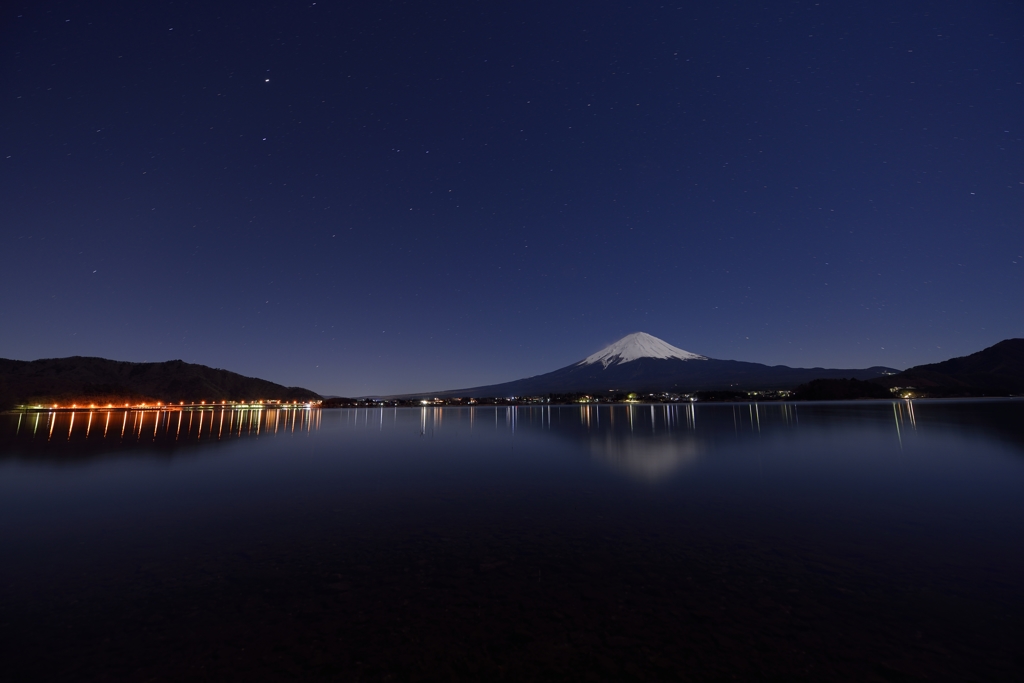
[579, 332, 707, 368]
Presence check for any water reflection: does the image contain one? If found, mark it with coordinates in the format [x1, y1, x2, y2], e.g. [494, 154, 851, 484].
[589, 433, 699, 480]
[563, 404, 704, 479]
[5, 405, 320, 457]
[390, 400, 1022, 480]
[3, 399, 1024, 682]
[4, 400, 1023, 472]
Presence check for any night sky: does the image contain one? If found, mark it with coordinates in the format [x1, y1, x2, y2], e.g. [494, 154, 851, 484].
[3, 1, 1022, 396]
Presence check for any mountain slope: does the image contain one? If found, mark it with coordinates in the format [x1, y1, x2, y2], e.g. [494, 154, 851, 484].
[0, 356, 321, 407]
[880, 339, 1024, 394]
[416, 333, 898, 398]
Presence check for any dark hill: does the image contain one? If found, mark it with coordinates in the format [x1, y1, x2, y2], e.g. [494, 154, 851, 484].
[422, 357, 898, 398]
[878, 339, 1024, 395]
[0, 356, 320, 408]
[395, 332, 899, 400]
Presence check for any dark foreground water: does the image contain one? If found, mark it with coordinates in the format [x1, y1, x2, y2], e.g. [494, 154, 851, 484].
[2, 400, 1023, 682]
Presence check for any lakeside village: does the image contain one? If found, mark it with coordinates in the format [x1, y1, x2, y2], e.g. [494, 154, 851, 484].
[13, 393, 773, 412]
[325, 390, 798, 408]
[11, 381, 919, 413]
[329, 380, 918, 407]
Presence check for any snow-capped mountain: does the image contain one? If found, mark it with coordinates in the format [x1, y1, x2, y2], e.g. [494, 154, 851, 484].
[412, 332, 899, 398]
[579, 332, 707, 367]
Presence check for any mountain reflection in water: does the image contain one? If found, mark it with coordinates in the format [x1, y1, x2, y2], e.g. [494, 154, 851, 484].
[2, 399, 1015, 470]
[2, 400, 1023, 681]
[589, 433, 699, 479]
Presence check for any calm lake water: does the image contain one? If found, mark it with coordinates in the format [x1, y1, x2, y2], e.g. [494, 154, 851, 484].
[2, 400, 1023, 681]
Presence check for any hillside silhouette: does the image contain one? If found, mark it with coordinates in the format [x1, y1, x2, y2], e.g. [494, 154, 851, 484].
[878, 339, 1024, 395]
[0, 356, 320, 409]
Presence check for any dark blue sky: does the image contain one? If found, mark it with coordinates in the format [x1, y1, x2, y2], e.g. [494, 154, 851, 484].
[3, 0, 1022, 396]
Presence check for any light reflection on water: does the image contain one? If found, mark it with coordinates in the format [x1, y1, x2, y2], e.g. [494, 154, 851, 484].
[5, 398, 1022, 488]
[0, 399, 1005, 476]
[1, 399, 1024, 680]
[9, 405, 320, 446]
[385, 400, 933, 480]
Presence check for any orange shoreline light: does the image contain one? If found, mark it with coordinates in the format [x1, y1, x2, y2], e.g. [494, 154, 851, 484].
[16, 400, 321, 412]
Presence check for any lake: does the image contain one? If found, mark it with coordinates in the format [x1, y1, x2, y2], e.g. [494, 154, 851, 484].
[2, 400, 1023, 681]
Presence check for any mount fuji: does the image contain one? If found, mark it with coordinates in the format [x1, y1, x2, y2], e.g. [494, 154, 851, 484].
[421, 332, 898, 398]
